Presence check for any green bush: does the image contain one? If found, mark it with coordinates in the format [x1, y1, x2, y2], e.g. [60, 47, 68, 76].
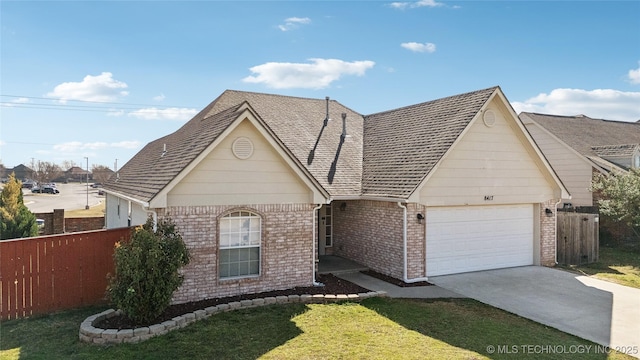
[107, 217, 190, 324]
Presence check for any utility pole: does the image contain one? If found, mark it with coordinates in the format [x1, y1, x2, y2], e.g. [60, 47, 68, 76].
[84, 157, 89, 210]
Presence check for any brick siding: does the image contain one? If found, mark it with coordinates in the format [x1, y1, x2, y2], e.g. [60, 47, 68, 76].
[159, 204, 315, 304]
[333, 200, 426, 280]
[539, 199, 559, 266]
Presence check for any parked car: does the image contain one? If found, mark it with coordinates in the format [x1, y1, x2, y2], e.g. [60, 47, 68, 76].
[32, 186, 59, 194]
[91, 183, 102, 188]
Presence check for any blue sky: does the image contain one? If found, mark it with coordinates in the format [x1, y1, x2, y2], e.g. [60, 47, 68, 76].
[1, 0, 639, 170]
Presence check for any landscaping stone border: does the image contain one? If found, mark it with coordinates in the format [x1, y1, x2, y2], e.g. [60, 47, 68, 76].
[79, 290, 387, 345]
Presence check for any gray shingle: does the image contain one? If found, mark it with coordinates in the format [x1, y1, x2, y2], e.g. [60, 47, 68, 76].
[105, 87, 500, 203]
[522, 113, 640, 157]
[362, 87, 497, 198]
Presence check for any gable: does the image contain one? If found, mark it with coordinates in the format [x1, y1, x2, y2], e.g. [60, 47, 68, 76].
[418, 98, 558, 206]
[167, 119, 318, 206]
[524, 121, 593, 206]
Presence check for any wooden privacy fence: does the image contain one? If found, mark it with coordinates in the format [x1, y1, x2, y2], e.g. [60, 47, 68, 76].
[557, 212, 599, 266]
[0, 227, 131, 320]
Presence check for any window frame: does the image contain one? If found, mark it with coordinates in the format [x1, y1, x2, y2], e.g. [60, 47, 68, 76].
[218, 210, 262, 280]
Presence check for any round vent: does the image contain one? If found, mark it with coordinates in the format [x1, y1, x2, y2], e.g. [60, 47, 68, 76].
[232, 137, 254, 159]
[483, 110, 497, 127]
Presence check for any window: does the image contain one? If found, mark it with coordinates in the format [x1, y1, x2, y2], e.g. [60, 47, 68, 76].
[219, 211, 261, 278]
[635, 155, 640, 169]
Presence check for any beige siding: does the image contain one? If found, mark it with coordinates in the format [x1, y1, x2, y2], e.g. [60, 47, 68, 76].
[168, 120, 313, 206]
[525, 124, 592, 206]
[420, 102, 555, 206]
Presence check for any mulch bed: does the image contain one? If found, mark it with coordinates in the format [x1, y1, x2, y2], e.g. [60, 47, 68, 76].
[362, 270, 433, 287]
[96, 273, 370, 330]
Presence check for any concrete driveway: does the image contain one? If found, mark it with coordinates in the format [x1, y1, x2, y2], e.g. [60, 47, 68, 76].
[429, 266, 640, 357]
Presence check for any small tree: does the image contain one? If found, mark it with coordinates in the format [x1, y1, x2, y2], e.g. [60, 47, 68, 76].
[107, 217, 190, 324]
[0, 173, 39, 240]
[591, 168, 640, 239]
[32, 160, 62, 184]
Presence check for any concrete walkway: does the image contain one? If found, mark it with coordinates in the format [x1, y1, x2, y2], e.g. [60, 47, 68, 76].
[429, 266, 640, 357]
[337, 271, 466, 298]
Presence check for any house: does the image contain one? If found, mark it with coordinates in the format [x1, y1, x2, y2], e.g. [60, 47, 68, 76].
[520, 113, 640, 208]
[2, 164, 34, 182]
[103, 87, 568, 304]
[64, 166, 92, 182]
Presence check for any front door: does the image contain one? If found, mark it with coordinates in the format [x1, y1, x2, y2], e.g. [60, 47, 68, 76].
[318, 204, 333, 255]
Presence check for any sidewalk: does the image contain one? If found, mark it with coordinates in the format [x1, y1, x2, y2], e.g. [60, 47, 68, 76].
[336, 272, 466, 299]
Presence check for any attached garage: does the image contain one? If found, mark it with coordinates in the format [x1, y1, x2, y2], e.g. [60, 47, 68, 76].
[426, 204, 534, 276]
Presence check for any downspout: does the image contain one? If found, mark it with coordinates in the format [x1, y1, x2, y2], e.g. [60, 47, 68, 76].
[312, 203, 324, 286]
[398, 202, 430, 283]
[553, 199, 562, 265]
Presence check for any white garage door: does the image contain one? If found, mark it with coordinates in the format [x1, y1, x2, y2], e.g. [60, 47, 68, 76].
[426, 204, 534, 276]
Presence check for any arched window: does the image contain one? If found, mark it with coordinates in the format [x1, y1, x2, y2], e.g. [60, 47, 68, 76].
[219, 211, 261, 278]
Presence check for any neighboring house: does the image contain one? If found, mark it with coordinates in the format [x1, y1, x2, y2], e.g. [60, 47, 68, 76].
[520, 113, 640, 208]
[65, 166, 92, 182]
[2, 164, 34, 181]
[103, 87, 568, 304]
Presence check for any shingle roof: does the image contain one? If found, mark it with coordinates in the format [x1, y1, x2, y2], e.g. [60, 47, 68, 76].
[361, 87, 497, 198]
[105, 90, 364, 202]
[104, 103, 245, 202]
[521, 113, 640, 158]
[106, 87, 501, 203]
[591, 144, 639, 157]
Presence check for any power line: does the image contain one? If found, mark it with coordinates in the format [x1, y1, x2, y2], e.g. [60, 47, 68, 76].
[1, 94, 193, 109]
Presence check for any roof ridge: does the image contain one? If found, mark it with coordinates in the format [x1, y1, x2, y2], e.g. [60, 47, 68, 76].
[524, 112, 640, 125]
[365, 86, 498, 118]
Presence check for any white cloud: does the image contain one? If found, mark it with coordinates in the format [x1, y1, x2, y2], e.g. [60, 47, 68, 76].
[242, 58, 375, 89]
[53, 140, 141, 152]
[628, 62, 640, 84]
[401, 42, 436, 53]
[278, 17, 311, 31]
[153, 93, 166, 101]
[512, 88, 640, 122]
[390, 0, 444, 10]
[46, 72, 129, 102]
[128, 107, 197, 121]
[1, 97, 30, 107]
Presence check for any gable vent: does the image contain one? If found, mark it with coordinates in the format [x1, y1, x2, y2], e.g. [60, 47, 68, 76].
[483, 110, 496, 127]
[232, 137, 254, 159]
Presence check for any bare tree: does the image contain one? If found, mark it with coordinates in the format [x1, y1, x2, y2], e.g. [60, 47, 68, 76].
[91, 164, 114, 184]
[32, 161, 63, 184]
[60, 160, 78, 171]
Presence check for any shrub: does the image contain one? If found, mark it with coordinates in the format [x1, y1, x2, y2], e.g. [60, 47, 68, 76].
[107, 217, 190, 324]
[0, 173, 38, 240]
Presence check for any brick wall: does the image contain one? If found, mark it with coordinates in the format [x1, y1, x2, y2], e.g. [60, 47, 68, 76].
[65, 217, 105, 233]
[160, 204, 315, 304]
[34, 209, 64, 235]
[540, 199, 559, 266]
[333, 200, 426, 281]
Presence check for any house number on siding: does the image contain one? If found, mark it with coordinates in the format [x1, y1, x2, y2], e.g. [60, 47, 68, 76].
[484, 195, 494, 201]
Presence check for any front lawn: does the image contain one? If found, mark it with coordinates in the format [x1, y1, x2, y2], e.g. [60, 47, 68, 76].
[1, 298, 633, 359]
[566, 244, 640, 289]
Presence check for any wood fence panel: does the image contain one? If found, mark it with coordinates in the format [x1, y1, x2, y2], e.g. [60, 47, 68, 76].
[557, 213, 599, 266]
[0, 227, 131, 320]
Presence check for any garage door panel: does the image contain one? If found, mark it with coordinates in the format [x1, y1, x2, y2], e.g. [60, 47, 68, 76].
[426, 204, 534, 276]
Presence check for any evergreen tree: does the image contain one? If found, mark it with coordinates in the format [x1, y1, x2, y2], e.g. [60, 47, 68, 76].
[0, 173, 38, 240]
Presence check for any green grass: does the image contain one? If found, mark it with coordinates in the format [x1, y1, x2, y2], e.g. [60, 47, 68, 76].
[1, 298, 633, 360]
[565, 244, 640, 289]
